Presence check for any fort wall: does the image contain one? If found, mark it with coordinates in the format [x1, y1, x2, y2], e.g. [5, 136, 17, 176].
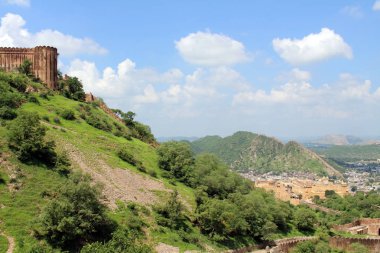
[329, 236, 380, 253]
[0, 46, 58, 89]
[333, 218, 380, 236]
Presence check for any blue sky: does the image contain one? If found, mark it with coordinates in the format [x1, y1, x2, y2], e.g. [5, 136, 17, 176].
[1, 0, 380, 138]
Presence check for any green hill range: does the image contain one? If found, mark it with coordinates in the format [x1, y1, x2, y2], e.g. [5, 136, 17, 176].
[191, 131, 341, 177]
[0, 69, 326, 252]
[0, 67, 371, 253]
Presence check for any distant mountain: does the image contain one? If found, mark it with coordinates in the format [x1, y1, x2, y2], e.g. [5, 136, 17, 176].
[157, 136, 199, 143]
[191, 132, 341, 177]
[313, 135, 363, 145]
[191, 131, 258, 166]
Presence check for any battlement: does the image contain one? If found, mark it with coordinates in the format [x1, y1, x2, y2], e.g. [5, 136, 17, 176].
[0, 46, 58, 89]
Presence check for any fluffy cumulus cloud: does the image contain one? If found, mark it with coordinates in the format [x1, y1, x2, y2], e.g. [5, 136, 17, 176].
[175, 31, 250, 66]
[272, 28, 353, 65]
[233, 73, 379, 116]
[374, 0, 380, 10]
[0, 13, 106, 56]
[5, 0, 29, 7]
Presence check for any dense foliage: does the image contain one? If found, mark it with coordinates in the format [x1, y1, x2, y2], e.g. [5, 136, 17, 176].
[81, 228, 152, 253]
[314, 191, 380, 223]
[36, 174, 115, 250]
[7, 111, 57, 165]
[57, 75, 86, 101]
[157, 141, 298, 243]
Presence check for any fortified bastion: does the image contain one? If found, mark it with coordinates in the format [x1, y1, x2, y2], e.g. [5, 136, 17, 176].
[0, 46, 58, 89]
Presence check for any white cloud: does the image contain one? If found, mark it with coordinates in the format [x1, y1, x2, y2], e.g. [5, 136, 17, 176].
[175, 31, 249, 66]
[341, 5, 363, 18]
[233, 73, 378, 121]
[373, 0, 380, 10]
[0, 13, 106, 56]
[272, 28, 353, 65]
[5, 0, 29, 7]
[66, 58, 184, 99]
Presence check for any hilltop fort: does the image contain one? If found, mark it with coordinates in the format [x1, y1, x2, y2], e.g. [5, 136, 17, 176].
[0, 46, 58, 89]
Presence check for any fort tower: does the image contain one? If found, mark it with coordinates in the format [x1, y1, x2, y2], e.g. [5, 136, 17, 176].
[0, 46, 58, 89]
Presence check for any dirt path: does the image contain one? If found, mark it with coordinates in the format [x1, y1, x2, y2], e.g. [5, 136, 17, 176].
[63, 143, 169, 209]
[1, 233, 14, 253]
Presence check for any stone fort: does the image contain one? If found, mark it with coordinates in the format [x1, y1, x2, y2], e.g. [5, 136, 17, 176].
[0, 46, 58, 89]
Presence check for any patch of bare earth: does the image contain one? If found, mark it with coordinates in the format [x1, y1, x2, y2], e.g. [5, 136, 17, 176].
[63, 143, 169, 209]
[155, 243, 179, 253]
[2, 232, 15, 253]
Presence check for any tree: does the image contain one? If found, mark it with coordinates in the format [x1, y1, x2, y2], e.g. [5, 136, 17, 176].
[58, 76, 85, 101]
[37, 173, 115, 250]
[7, 111, 56, 165]
[81, 228, 152, 253]
[18, 59, 32, 76]
[155, 190, 186, 230]
[157, 141, 194, 182]
[293, 207, 317, 232]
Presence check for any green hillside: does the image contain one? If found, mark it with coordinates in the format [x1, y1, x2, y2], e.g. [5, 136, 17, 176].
[0, 70, 322, 252]
[192, 133, 341, 176]
[311, 144, 380, 162]
[190, 131, 257, 166]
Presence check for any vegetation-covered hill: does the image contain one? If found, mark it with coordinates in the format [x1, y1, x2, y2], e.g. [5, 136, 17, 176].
[0, 70, 328, 252]
[190, 131, 258, 166]
[191, 132, 341, 176]
[310, 144, 380, 163]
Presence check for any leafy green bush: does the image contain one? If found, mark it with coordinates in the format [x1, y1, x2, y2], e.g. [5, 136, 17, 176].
[157, 141, 194, 182]
[0, 106, 17, 120]
[155, 190, 186, 230]
[58, 76, 86, 102]
[53, 117, 61, 124]
[80, 228, 152, 253]
[118, 148, 138, 166]
[28, 95, 40, 105]
[60, 109, 75, 120]
[85, 115, 112, 132]
[294, 207, 317, 232]
[54, 152, 71, 176]
[7, 111, 57, 165]
[42, 115, 50, 122]
[36, 173, 115, 250]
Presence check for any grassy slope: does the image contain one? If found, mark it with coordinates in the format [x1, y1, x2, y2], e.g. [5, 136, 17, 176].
[0, 94, 222, 252]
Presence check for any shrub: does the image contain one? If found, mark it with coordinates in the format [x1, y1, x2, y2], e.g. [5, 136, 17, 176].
[28, 95, 40, 105]
[7, 111, 57, 165]
[39, 92, 49, 100]
[54, 152, 71, 176]
[294, 207, 317, 232]
[53, 117, 61, 124]
[36, 173, 115, 250]
[148, 170, 157, 178]
[42, 115, 50, 122]
[81, 228, 152, 253]
[117, 148, 137, 166]
[60, 109, 75, 120]
[0, 107, 17, 120]
[155, 190, 185, 230]
[137, 165, 147, 173]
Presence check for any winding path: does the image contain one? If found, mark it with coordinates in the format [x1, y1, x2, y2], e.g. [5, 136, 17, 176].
[1, 232, 14, 253]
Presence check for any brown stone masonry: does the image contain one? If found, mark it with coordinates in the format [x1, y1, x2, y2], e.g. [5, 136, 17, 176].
[0, 46, 58, 89]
